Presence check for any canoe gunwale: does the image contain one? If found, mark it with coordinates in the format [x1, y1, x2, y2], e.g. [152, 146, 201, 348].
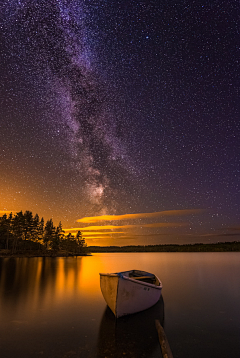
[99, 272, 162, 290]
[100, 273, 118, 277]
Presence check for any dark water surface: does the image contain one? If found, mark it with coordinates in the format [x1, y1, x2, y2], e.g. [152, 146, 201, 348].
[0, 253, 239, 358]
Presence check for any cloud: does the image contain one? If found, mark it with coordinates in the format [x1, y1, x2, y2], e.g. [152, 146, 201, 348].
[0, 210, 16, 215]
[64, 226, 124, 231]
[85, 236, 137, 240]
[64, 222, 187, 232]
[224, 227, 240, 231]
[141, 222, 188, 228]
[199, 226, 240, 237]
[64, 231, 125, 236]
[77, 209, 204, 223]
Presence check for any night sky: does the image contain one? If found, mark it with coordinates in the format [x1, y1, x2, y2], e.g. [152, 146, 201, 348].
[0, 0, 239, 246]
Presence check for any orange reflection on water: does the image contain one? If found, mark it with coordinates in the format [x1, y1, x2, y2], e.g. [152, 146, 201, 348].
[0, 257, 103, 318]
[77, 255, 105, 296]
[55, 259, 78, 296]
[2, 252, 238, 321]
[1, 253, 240, 322]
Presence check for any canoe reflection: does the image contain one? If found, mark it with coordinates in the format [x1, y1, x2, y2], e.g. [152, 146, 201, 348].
[97, 296, 164, 358]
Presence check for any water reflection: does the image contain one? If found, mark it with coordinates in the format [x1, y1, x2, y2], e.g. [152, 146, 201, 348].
[97, 297, 164, 358]
[0, 253, 240, 358]
[0, 257, 85, 318]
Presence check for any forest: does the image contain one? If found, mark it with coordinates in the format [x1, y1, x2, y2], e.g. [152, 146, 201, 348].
[89, 241, 240, 252]
[0, 211, 88, 256]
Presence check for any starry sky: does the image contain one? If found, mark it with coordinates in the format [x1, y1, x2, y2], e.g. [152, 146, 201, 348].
[0, 0, 239, 246]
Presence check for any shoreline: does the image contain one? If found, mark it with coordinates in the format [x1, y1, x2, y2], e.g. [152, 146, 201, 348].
[1, 241, 240, 257]
[88, 241, 240, 253]
[0, 251, 91, 258]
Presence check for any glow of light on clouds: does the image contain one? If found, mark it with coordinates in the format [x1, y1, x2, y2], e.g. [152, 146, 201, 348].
[77, 209, 204, 223]
[64, 222, 188, 232]
[85, 235, 136, 240]
[64, 225, 124, 231]
[64, 231, 125, 236]
[0, 210, 16, 215]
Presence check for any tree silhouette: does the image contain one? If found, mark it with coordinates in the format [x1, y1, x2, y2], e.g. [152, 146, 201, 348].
[23, 210, 34, 241]
[0, 211, 88, 255]
[76, 231, 87, 253]
[0, 214, 12, 250]
[44, 219, 55, 249]
[12, 211, 25, 252]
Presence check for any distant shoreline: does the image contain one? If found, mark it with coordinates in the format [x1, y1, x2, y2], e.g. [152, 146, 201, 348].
[1, 241, 239, 257]
[89, 241, 240, 253]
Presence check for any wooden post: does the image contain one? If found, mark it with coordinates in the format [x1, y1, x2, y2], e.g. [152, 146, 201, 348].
[155, 319, 173, 358]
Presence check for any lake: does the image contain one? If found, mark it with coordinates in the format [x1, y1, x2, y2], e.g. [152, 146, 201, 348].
[0, 253, 239, 358]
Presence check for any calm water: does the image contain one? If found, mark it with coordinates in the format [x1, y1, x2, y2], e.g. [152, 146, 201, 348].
[0, 253, 239, 358]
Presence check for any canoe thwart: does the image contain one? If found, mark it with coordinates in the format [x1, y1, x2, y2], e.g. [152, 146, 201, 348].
[130, 275, 154, 280]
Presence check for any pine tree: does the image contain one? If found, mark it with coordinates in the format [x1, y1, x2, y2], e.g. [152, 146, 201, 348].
[76, 231, 86, 253]
[0, 214, 12, 250]
[12, 211, 25, 252]
[32, 213, 40, 242]
[44, 219, 55, 249]
[23, 210, 34, 241]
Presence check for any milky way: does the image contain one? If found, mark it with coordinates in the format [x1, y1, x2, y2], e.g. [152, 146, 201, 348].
[1, 0, 137, 220]
[1, 0, 239, 244]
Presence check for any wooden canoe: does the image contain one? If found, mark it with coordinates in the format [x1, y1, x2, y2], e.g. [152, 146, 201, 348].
[100, 269, 162, 318]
